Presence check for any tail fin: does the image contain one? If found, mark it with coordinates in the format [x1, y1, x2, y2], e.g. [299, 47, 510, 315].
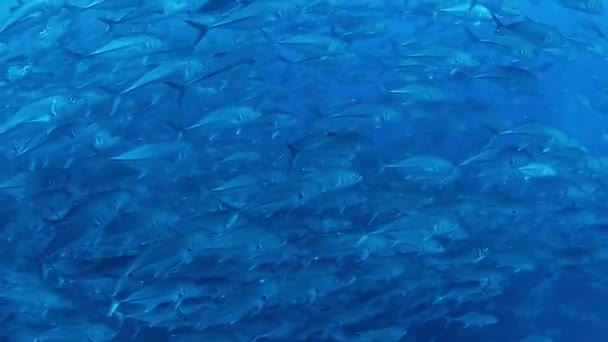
[63, 2, 92, 14]
[59, 44, 87, 62]
[490, 12, 505, 33]
[184, 20, 209, 46]
[468, 0, 479, 10]
[108, 300, 120, 316]
[165, 121, 186, 140]
[376, 156, 389, 174]
[98, 17, 121, 33]
[285, 143, 299, 167]
[463, 26, 480, 43]
[163, 81, 188, 109]
[590, 22, 606, 38]
[216, 198, 248, 229]
[260, 29, 275, 44]
[98, 7, 164, 33]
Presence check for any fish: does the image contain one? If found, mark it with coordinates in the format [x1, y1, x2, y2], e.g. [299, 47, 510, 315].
[0, 0, 607, 340]
[0, 0, 64, 34]
[451, 312, 500, 328]
[490, 12, 566, 48]
[557, 0, 605, 14]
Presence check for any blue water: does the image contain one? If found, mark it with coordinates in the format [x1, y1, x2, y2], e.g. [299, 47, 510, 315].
[2, 1, 608, 341]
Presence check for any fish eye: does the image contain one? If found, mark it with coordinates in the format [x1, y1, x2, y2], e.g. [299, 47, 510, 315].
[298, 192, 305, 200]
[187, 247, 193, 252]
[256, 243, 263, 250]
[260, 295, 268, 301]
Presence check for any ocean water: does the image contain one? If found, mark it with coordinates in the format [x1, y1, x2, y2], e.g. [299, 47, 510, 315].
[1, 0, 608, 341]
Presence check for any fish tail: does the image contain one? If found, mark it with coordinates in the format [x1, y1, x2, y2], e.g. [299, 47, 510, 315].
[184, 20, 209, 46]
[490, 12, 504, 32]
[216, 198, 247, 229]
[591, 22, 606, 38]
[63, 3, 90, 14]
[261, 29, 295, 63]
[21, 253, 50, 281]
[108, 96, 123, 117]
[163, 81, 188, 109]
[443, 165, 463, 185]
[165, 121, 185, 140]
[310, 108, 329, 118]
[98, 17, 121, 33]
[468, 0, 479, 11]
[376, 82, 390, 97]
[463, 26, 480, 43]
[108, 300, 120, 316]
[259, 29, 275, 45]
[479, 123, 500, 136]
[355, 228, 385, 247]
[59, 43, 87, 61]
[482, 135, 499, 150]
[285, 143, 299, 166]
[376, 156, 387, 174]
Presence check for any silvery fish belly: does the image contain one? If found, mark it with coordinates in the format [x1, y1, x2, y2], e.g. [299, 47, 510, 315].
[1, 0, 608, 342]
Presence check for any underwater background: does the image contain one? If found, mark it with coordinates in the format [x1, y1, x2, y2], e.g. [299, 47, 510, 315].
[1, 0, 608, 341]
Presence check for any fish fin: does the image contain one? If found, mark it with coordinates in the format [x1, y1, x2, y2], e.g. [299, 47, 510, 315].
[260, 29, 296, 63]
[3, 54, 28, 65]
[489, 12, 504, 32]
[463, 26, 480, 42]
[276, 54, 299, 64]
[468, 0, 478, 11]
[285, 143, 299, 167]
[97, 17, 121, 33]
[163, 81, 188, 108]
[108, 300, 120, 316]
[20, 253, 48, 280]
[259, 28, 275, 44]
[478, 123, 501, 136]
[310, 108, 330, 118]
[131, 321, 146, 340]
[216, 198, 248, 229]
[376, 82, 390, 97]
[533, 61, 555, 73]
[443, 317, 453, 330]
[184, 20, 209, 46]
[376, 156, 388, 174]
[59, 44, 87, 61]
[591, 22, 606, 39]
[63, 3, 90, 13]
[136, 168, 150, 179]
[164, 121, 185, 140]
